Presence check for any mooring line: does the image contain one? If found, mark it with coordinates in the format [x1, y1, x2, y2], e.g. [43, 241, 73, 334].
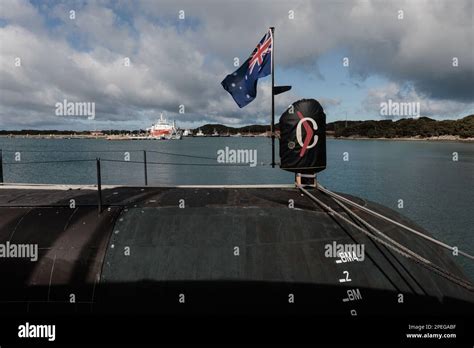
[317, 184, 474, 261]
[298, 185, 473, 291]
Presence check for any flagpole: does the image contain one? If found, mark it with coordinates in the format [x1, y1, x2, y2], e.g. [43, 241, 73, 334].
[270, 26, 275, 168]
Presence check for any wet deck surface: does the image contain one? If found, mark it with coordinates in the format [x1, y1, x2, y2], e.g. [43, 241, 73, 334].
[0, 186, 472, 316]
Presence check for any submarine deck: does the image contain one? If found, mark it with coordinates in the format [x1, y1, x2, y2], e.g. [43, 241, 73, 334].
[0, 184, 472, 316]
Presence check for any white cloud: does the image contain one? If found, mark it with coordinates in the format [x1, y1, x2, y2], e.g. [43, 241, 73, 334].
[0, 0, 472, 129]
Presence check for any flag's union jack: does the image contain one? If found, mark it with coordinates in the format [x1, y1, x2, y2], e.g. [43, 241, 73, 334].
[248, 30, 272, 75]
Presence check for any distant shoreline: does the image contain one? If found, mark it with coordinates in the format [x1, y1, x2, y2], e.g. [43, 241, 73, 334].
[1, 115, 473, 142]
[327, 135, 474, 143]
[1, 134, 473, 143]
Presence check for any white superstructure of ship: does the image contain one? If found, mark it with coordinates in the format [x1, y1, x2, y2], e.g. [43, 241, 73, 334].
[146, 114, 180, 139]
[195, 129, 205, 137]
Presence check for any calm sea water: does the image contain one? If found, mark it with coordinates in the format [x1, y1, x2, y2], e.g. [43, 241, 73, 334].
[0, 137, 473, 279]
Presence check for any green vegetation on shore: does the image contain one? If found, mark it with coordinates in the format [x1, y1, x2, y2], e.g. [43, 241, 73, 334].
[194, 124, 269, 135]
[327, 115, 474, 139]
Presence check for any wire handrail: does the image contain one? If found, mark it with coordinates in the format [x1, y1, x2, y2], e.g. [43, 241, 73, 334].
[100, 159, 256, 167]
[1, 148, 217, 161]
[2, 158, 266, 167]
[1, 149, 141, 153]
[0, 149, 276, 198]
[1, 149, 217, 160]
[2, 159, 96, 165]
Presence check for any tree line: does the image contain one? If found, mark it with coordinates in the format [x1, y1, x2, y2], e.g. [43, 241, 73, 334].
[326, 115, 474, 138]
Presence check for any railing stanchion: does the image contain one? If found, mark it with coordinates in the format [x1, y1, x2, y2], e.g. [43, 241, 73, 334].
[0, 149, 3, 184]
[96, 158, 102, 214]
[143, 150, 148, 186]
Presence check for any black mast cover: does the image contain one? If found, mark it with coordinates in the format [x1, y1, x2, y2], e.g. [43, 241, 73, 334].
[279, 99, 326, 173]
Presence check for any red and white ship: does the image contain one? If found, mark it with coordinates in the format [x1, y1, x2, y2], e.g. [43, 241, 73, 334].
[146, 113, 181, 139]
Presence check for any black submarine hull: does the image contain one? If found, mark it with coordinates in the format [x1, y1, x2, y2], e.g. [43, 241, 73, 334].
[0, 185, 472, 343]
[0, 186, 472, 311]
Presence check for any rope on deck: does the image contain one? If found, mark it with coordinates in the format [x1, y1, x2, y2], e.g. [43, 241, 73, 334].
[298, 185, 473, 291]
[318, 184, 474, 261]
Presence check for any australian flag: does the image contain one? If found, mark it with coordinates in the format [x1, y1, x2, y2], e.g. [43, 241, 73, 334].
[221, 29, 272, 108]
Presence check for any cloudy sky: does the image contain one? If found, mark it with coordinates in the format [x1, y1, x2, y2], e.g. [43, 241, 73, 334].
[0, 0, 473, 130]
